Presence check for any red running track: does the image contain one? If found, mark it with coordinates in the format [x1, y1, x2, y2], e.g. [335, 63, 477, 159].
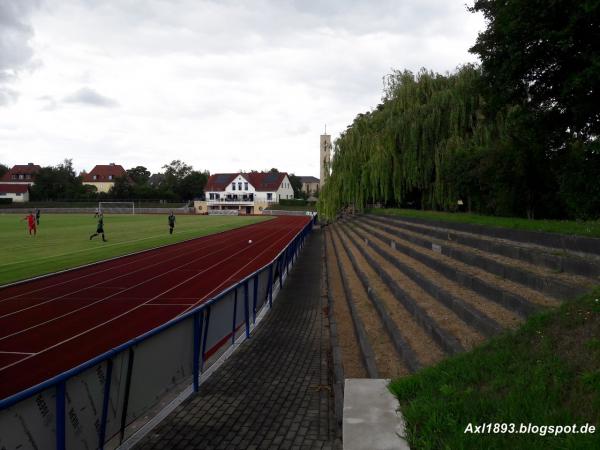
[0, 215, 310, 400]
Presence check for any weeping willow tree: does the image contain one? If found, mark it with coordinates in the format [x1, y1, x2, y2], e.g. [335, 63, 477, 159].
[319, 65, 508, 219]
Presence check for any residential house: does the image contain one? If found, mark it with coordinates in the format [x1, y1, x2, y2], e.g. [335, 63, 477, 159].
[1, 163, 41, 185]
[82, 163, 128, 193]
[198, 171, 294, 214]
[0, 184, 29, 203]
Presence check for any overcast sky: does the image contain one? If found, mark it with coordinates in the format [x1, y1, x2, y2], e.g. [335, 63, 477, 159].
[0, 0, 484, 177]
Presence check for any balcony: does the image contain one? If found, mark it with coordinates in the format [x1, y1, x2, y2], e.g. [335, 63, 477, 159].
[207, 197, 255, 205]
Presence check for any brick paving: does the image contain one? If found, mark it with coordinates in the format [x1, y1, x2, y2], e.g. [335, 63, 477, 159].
[136, 230, 340, 450]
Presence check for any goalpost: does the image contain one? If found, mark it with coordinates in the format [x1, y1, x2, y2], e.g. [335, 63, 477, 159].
[98, 201, 135, 214]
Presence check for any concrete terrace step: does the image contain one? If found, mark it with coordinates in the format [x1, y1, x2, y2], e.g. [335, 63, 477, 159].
[362, 215, 593, 300]
[374, 213, 600, 258]
[371, 214, 600, 280]
[355, 217, 552, 317]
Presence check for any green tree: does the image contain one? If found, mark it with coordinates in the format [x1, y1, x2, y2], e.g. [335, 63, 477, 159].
[0, 164, 8, 179]
[288, 174, 303, 198]
[177, 170, 210, 200]
[127, 166, 151, 185]
[469, 0, 600, 140]
[30, 159, 88, 200]
[108, 175, 134, 199]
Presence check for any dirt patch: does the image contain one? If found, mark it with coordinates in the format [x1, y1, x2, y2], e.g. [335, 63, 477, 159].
[325, 231, 367, 378]
[354, 220, 524, 329]
[330, 228, 409, 378]
[337, 225, 446, 368]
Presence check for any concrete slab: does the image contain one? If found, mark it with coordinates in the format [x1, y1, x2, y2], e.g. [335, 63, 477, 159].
[343, 378, 409, 450]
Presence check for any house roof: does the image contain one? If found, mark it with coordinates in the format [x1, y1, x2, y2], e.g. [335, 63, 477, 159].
[82, 164, 127, 182]
[0, 183, 28, 193]
[205, 172, 289, 192]
[205, 173, 239, 191]
[298, 176, 319, 183]
[1, 164, 41, 182]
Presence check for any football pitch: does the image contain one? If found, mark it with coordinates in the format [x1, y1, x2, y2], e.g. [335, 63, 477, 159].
[0, 213, 269, 286]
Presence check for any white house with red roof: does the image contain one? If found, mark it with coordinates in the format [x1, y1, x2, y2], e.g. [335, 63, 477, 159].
[0, 184, 29, 203]
[1, 163, 41, 185]
[82, 163, 128, 193]
[200, 171, 294, 214]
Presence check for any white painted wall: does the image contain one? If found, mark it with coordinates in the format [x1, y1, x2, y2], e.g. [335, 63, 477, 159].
[0, 191, 29, 203]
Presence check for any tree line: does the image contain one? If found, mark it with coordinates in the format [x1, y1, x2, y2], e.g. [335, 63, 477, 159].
[0, 160, 307, 202]
[319, 0, 600, 220]
[0, 159, 209, 202]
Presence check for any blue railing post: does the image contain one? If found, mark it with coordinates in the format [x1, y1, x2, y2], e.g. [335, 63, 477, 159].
[119, 348, 135, 444]
[252, 274, 258, 324]
[243, 280, 250, 338]
[278, 257, 283, 288]
[56, 381, 66, 450]
[193, 311, 201, 392]
[267, 264, 273, 308]
[231, 289, 238, 345]
[98, 359, 113, 450]
[200, 306, 211, 371]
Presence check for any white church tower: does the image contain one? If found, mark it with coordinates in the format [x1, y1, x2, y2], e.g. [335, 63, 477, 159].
[320, 126, 332, 188]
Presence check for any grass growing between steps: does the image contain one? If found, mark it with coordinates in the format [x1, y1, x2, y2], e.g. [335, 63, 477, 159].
[370, 208, 600, 238]
[389, 289, 600, 449]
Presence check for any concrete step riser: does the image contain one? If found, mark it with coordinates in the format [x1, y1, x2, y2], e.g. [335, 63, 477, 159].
[344, 223, 504, 339]
[356, 218, 540, 318]
[334, 226, 464, 356]
[375, 214, 600, 257]
[328, 230, 379, 378]
[331, 226, 422, 373]
[361, 216, 587, 301]
[322, 236, 345, 427]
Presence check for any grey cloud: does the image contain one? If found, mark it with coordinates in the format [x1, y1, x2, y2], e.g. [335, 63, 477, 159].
[63, 87, 119, 107]
[0, 0, 40, 105]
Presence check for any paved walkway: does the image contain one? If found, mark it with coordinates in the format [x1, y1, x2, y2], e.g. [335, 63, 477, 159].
[136, 230, 340, 450]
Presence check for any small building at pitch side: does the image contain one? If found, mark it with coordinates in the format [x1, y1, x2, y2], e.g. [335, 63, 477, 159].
[197, 171, 294, 215]
[0, 184, 30, 203]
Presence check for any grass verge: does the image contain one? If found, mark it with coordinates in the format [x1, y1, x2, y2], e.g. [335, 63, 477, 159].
[369, 208, 600, 238]
[389, 289, 600, 449]
[0, 213, 268, 286]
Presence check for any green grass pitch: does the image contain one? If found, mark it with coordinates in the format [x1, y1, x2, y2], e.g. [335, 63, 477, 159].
[0, 213, 269, 286]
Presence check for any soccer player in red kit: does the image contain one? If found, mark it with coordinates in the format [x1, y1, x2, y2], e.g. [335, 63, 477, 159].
[22, 212, 37, 236]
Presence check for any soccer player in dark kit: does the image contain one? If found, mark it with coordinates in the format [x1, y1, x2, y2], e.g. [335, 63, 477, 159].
[168, 211, 176, 235]
[89, 214, 107, 242]
[35, 208, 41, 225]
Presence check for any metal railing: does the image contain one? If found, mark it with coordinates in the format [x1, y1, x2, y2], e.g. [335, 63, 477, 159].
[0, 217, 315, 450]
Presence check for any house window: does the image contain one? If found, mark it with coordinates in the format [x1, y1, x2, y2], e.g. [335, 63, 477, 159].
[267, 193, 272, 201]
[16, 193, 21, 196]
[244, 182, 248, 190]
[216, 193, 220, 200]
[18, 174, 24, 179]
[93, 175, 97, 180]
[108, 175, 113, 180]
[209, 193, 214, 200]
[25, 174, 31, 179]
[232, 183, 236, 190]
[238, 182, 242, 190]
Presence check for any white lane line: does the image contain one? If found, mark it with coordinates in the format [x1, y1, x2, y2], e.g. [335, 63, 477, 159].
[0, 227, 283, 345]
[0, 226, 288, 372]
[179, 226, 298, 315]
[0, 350, 35, 355]
[145, 303, 195, 306]
[0, 219, 269, 303]
[0, 223, 267, 318]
